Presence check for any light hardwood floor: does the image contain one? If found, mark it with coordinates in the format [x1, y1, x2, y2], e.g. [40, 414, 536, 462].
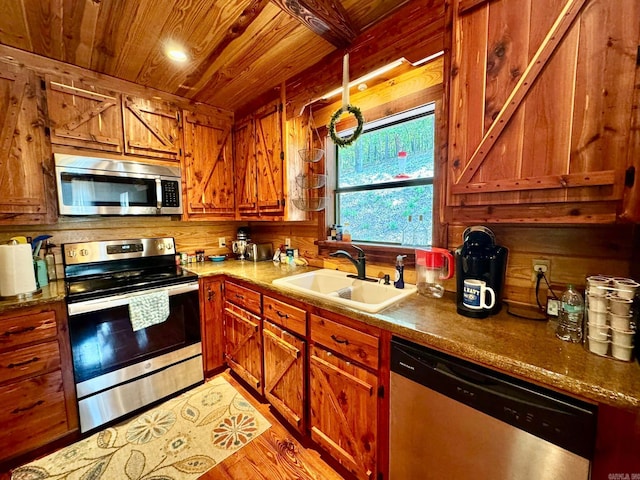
[2, 371, 349, 480]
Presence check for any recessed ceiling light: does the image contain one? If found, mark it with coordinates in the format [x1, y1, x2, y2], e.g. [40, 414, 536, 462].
[167, 48, 188, 62]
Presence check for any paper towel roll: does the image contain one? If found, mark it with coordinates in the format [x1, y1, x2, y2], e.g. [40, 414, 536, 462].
[0, 244, 37, 297]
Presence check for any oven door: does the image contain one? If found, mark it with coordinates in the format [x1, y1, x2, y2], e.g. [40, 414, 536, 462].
[67, 282, 203, 431]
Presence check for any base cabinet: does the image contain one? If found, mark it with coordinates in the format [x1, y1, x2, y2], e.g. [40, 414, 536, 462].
[263, 320, 306, 434]
[0, 302, 77, 465]
[223, 282, 263, 395]
[200, 276, 225, 375]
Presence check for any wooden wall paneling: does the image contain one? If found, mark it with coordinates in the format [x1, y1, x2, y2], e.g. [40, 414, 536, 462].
[248, 221, 319, 258]
[285, 0, 446, 119]
[0, 0, 32, 51]
[21, 1, 64, 59]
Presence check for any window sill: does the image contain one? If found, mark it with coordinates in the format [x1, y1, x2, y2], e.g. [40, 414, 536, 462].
[316, 240, 427, 266]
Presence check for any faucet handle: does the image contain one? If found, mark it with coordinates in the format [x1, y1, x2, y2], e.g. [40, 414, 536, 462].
[352, 244, 365, 257]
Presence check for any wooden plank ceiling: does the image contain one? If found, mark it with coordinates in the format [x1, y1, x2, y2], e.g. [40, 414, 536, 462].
[0, 0, 411, 112]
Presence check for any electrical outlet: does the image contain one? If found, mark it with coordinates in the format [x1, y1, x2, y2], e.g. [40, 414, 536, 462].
[532, 259, 551, 282]
[285, 238, 291, 248]
[218, 237, 226, 248]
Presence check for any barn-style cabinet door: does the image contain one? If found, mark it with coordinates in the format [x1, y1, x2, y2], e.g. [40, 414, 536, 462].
[0, 64, 55, 224]
[45, 74, 123, 153]
[234, 116, 259, 216]
[182, 108, 235, 220]
[447, 0, 640, 223]
[122, 95, 182, 161]
[255, 99, 285, 216]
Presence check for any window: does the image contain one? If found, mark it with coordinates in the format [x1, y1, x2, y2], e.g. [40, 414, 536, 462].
[334, 104, 435, 245]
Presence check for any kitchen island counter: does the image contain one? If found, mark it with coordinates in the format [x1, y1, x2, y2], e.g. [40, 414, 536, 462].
[187, 260, 640, 411]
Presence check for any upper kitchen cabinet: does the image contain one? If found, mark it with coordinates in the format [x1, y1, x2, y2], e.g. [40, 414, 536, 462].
[234, 99, 286, 219]
[122, 95, 182, 161]
[182, 107, 236, 220]
[45, 75, 124, 154]
[447, 0, 640, 223]
[0, 64, 55, 224]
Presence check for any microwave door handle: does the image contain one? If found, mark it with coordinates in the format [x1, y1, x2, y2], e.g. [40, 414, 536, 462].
[156, 178, 162, 211]
[67, 282, 199, 316]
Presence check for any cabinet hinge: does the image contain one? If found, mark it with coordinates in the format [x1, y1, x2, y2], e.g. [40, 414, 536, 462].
[378, 472, 384, 480]
[279, 102, 283, 113]
[637, 45, 640, 66]
[179, 147, 182, 156]
[280, 151, 284, 161]
[44, 126, 50, 137]
[378, 385, 384, 398]
[176, 111, 181, 123]
[40, 79, 46, 90]
[625, 166, 635, 188]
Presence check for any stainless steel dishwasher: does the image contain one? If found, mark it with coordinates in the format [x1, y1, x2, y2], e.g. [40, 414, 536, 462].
[390, 337, 597, 480]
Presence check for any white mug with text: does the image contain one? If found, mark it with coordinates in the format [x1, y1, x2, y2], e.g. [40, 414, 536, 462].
[463, 279, 496, 310]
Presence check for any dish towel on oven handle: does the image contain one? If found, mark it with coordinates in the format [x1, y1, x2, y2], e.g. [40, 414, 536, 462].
[128, 289, 170, 332]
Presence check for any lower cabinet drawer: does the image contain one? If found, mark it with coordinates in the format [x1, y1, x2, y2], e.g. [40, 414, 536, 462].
[0, 341, 61, 385]
[0, 370, 69, 460]
[310, 314, 379, 370]
[263, 295, 306, 336]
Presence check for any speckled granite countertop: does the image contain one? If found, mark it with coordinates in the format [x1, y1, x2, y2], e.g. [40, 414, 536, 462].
[0, 280, 66, 312]
[2, 261, 638, 410]
[187, 260, 640, 411]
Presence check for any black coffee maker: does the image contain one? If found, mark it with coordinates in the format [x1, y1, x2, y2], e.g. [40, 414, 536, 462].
[455, 226, 508, 318]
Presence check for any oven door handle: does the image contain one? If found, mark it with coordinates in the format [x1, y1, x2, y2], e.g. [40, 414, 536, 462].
[67, 282, 199, 316]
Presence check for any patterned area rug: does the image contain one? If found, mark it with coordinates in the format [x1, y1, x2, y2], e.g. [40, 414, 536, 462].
[12, 376, 271, 480]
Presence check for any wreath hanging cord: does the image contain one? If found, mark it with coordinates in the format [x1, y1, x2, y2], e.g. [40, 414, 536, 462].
[328, 53, 364, 148]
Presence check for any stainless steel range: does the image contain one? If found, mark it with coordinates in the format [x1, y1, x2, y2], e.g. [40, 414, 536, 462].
[63, 237, 203, 433]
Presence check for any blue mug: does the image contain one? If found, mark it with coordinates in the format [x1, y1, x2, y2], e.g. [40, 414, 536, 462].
[463, 279, 495, 310]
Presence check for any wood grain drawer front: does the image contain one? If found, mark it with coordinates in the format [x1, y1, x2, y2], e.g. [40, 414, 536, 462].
[0, 341, 61, 385]
[0, 311, 57, 350]
[263, 296, 306, 336]
[310, 315, 379, 370]
[225, 282, 261, 315]
[0, 370, 68, 460]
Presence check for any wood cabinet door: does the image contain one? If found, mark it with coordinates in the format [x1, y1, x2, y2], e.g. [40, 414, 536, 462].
[309, 344, 377, 480]
[447, 0, 640, 223]
[200, 277, 224, 375]
[234, 116, 258, 216]
[263, 320, 305, 434]
[223, 301, 263, 395]
[122, 95, 181, 161]
[45, 75, 123, 153]
[183, 110, 235, 219]
[0, 65, 54, 223]
[255, 100, 285, 215]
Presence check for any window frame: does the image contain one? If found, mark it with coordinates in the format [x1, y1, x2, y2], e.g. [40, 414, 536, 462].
[333, 104, 437, 245]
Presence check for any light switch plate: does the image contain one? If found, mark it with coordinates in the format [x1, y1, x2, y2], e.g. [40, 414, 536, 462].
[218, 237, 226, 248]
[546, 298, 560, 317]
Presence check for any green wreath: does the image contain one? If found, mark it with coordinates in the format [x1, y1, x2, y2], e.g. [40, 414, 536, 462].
[328, 104, 364, 147]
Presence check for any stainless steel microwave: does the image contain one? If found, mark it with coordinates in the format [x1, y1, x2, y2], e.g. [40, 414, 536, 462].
[54, 153, 182, 216]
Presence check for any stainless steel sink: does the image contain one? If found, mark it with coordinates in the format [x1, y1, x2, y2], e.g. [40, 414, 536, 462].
[272, 269, 417, 313]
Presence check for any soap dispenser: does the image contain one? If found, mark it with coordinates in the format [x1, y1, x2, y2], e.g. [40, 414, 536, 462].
[394, 255, 406, 289]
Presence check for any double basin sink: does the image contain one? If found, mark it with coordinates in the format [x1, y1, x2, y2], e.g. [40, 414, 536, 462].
[272, 269, 417, 313]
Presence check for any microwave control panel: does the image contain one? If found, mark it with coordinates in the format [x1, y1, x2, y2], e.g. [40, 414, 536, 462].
[162, 180, 180, 207]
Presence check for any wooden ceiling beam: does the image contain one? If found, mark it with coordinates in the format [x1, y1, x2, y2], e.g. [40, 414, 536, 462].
[175, 0, 271, 98]
[271, 0, 357, 49]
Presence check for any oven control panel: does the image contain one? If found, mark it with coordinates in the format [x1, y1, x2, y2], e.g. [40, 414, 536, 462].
[63, 238, 176, 265]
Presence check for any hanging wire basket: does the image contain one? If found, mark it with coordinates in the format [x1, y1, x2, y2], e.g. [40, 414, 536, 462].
[291, 197, 327, 211]
[295, 173, 326, 189]
[298, 148, 324, 163]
